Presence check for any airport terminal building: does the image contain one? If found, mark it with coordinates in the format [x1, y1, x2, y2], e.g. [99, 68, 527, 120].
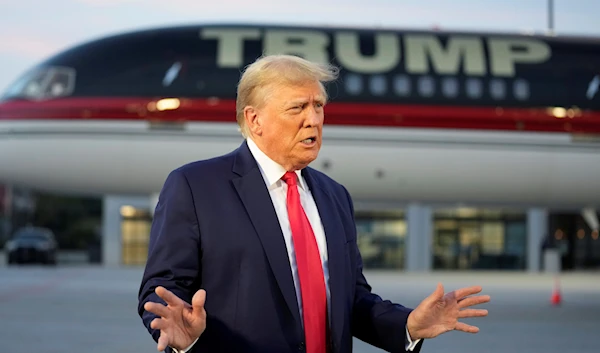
[1, 24, 600, 271]
[103, 191, 598, 272]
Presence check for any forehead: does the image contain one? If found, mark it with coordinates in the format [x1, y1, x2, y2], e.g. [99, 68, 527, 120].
[269, 80, 325, 101]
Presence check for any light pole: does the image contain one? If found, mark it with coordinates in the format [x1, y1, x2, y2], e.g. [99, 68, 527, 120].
[547, 0, 555, 35]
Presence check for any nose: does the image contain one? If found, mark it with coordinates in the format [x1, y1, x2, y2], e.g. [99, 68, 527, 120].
[304, 106, 323, 127]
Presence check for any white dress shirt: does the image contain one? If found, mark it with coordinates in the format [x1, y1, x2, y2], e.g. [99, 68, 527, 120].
[174, 138, 420, 352]
[247, 137, 332, 324]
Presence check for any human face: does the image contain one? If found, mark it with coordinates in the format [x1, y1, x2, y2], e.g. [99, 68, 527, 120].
[246, 80, 325, 171]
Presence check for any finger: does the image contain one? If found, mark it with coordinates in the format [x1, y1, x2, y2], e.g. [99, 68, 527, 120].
[155, 286, 183, 307]
[455, 322, 480, 333]
[458, 295, 491, 308]
[157, 331, 169, 352]
[192, 289, 207, 312]
[150, 318, 167, 330]
[458, 308, 488, 318]
[144, 301, 170, 318]
[454, 286, 483, 299]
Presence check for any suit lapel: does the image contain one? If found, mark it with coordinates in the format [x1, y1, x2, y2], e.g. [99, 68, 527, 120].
[231, 142, 302, 328]
[303, 169, 347, 352]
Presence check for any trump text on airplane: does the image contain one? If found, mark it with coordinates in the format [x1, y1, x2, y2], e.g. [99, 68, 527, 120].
[200, 27, 551, 77]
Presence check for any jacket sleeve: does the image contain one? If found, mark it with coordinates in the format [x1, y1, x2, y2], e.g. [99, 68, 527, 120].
[137, 168, 202, 344]
[342, 186, 424, 353]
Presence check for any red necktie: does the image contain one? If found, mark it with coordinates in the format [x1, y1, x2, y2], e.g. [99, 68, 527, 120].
[281, 171, 327, 353]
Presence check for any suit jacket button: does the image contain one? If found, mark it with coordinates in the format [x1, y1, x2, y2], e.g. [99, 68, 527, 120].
[298, 342, 305, 351]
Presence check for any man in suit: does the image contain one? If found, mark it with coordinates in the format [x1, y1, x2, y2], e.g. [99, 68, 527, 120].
[138, 54, 490, 353]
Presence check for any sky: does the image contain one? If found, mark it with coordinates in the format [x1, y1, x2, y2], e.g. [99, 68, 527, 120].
[0, 0, 598, 92]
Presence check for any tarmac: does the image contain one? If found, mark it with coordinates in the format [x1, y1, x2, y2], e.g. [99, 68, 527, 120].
[1, 266, 598, 353]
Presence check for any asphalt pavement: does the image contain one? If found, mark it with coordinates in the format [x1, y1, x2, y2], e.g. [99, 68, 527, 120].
[1, 266, 598, 353]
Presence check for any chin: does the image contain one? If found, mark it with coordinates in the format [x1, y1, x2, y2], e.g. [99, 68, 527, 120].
[290, 148, 320, 169]
[299, 155, 319, 169]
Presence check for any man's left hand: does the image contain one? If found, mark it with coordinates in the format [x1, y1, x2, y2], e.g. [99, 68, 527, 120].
[406, 283, 490, 340]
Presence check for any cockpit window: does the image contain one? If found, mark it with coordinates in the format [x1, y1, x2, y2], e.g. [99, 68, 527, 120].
[2, 66, 76, 100]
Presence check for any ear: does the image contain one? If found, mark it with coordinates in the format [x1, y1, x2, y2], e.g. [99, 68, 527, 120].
[244, 106, 262, 136]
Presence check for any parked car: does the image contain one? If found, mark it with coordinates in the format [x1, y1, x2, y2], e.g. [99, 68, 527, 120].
[5, 227, 58, 265]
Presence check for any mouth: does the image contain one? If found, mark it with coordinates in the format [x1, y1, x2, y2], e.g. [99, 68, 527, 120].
[301, 137, 317, 145]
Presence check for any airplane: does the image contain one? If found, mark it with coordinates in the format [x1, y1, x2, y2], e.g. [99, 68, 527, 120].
[1, 23, 600, 209]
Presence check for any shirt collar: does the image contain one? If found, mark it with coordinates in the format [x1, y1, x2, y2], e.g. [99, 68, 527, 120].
[246, 137, 306, 190]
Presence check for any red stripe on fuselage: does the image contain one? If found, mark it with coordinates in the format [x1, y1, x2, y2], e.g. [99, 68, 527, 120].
[0, 97, 598, 134]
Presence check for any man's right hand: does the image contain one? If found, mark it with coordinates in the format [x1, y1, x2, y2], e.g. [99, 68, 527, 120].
[144, 286, 207, 352]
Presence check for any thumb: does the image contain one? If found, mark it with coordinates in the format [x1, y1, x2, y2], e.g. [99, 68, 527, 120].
[191, 289, 206, 312]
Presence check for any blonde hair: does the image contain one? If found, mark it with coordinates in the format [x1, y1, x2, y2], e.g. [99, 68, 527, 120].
[235, 54, 339, 137]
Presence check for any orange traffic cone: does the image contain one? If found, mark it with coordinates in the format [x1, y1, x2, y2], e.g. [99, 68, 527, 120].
[550, 276, 562, 306]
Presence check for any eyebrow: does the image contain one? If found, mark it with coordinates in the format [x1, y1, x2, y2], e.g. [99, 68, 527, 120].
[288, 96, 326, 105]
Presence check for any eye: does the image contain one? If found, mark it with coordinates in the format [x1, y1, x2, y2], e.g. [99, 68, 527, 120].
[289, 103, 305, 111]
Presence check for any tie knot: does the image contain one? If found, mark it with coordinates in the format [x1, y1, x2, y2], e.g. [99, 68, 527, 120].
[281, 171, 298, 186]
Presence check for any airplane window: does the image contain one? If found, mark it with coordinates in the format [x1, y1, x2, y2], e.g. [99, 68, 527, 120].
[587, 75, 600, 100]
[490, 79, 506, 100]
[393, 75, 411, 96]
[3, 69, 46, 99]
[466, 78, 482, 99]
[369, 75, 387, 96]
[45, 68, 76, 98]
[51, 82, 65, 96]
[441, 77, 459, 98]
[513, 79, 530, 101]
[418, 76, 435, 97]
[2, 66, 75, 100]
[24, 81, 43, 97]
[344, 73, 363, 95]
[163, 61, 182, 87]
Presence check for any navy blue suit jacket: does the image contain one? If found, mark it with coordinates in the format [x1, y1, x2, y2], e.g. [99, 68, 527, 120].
[138, 141, 424, 353]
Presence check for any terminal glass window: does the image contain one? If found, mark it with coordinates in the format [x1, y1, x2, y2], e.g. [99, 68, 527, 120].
[433, 208, 526, 270]
[549, 212, 600, 270]
[121, 206, 152, 266]
[355, 210, 406, 269]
